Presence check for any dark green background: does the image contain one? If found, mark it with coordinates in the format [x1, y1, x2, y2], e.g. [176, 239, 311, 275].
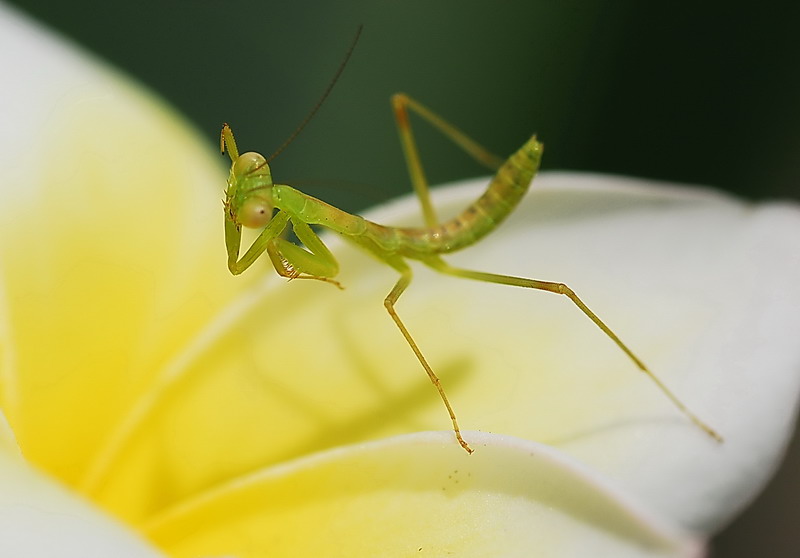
[7, 1, 799, 555]
[8, 0, 800, 209]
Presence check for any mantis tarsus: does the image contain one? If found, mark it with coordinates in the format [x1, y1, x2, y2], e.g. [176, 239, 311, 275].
[220, 42, 722, 455]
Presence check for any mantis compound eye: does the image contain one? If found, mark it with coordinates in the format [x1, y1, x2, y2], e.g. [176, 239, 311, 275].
[233, 151, 270, 179]
[238, 197, 273, 228]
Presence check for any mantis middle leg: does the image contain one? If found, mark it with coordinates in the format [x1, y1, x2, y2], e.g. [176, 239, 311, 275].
[423, 256, 723, 442]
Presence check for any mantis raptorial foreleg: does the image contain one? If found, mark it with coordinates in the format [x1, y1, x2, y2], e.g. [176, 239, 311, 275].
[383, 259, 473, 453]
[227, 207, 342, 288]
[268, 219, 343, 289]
[226, 210, 291, 275]
[423, 256, 724, 442]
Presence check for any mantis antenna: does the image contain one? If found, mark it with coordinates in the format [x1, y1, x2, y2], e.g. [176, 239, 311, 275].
[267, 25, 364, 163]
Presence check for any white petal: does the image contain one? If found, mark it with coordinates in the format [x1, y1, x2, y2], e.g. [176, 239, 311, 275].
[126, 171, 799, 534]
[0, 0, 236, 498]
[144, 432, 704, 558]
[0, 451, 164, 557]
[352, 173, 800, 531]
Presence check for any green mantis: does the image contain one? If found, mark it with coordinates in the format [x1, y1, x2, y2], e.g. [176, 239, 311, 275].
[220, 98, 722, 453]
[220, 39, 722, 454]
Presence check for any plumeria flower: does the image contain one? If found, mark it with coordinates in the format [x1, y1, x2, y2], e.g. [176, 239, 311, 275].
[1, 4, 799, 557]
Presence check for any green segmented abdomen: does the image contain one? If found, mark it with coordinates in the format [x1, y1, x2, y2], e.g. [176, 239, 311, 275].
[396, 135, 542, 256]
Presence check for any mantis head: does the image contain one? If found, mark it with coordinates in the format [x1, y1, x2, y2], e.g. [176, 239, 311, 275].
[220, 124, 275, 230]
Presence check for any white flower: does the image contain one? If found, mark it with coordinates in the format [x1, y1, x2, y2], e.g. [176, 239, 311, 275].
[1, 3, 799, 557]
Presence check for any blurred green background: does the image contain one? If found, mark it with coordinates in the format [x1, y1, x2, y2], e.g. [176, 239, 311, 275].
[6, 0, 799, 555]
[7, 0, 799, 210]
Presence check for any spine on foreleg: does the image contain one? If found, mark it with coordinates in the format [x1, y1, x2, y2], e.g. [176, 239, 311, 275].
[435, 135, 543, 253]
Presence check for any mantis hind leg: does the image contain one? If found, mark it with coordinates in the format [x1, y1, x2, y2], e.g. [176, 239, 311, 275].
[391, 93, 505, 228]
[423, 256, 723, 443]
[384, 259, 473, 453]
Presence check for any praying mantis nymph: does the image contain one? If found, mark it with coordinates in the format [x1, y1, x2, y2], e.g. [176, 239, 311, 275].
[220, 32, 722, 454]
